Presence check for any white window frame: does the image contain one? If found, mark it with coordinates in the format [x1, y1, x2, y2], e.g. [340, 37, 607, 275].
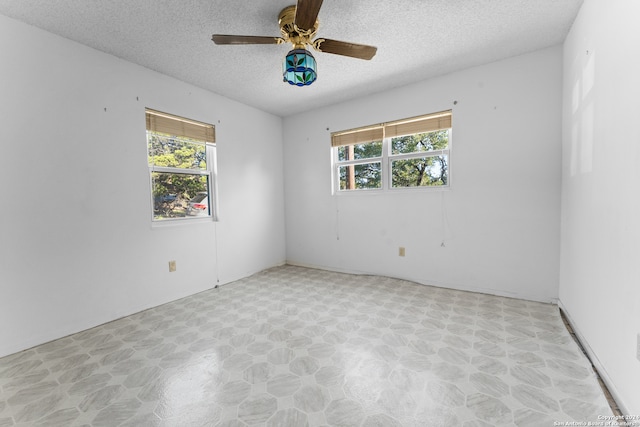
[332, 148, 384, 192]
[146, 109, 218, 223]
[331, 111, 452, 193]
[386, 129, 451, 190]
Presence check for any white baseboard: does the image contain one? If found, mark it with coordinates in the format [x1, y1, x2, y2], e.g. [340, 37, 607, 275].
[284, 260, 557, 304]
[557, 300, 630, 415]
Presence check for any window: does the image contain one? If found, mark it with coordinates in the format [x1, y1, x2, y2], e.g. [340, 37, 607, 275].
[336, 140, 383, 190]
[146, 109, 217, 221]
[332, 110, 451, 192]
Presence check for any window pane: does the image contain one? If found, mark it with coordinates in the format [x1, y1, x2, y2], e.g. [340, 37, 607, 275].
[337, 140, 383, 161]
[148, 132, 207, 170]
[391, 129, 449, 155]
[339, 162, 382, 190]
[152, 172, 210, 220]
[391, 155, 448, 187]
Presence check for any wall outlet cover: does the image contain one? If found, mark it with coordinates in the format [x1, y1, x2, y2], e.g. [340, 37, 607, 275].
[169, 260, 176, 272]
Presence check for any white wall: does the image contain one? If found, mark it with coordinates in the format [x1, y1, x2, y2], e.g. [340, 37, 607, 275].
[283, 46, 563, 303]
[560, 0, 640, 414]
[0, 15, 286, 358]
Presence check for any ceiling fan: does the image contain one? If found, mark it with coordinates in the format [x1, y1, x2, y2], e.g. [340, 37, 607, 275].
[211, 0, 377, 86]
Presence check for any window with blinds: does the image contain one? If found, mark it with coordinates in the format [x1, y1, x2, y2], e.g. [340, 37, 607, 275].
[146, 109, 217, 221]
[331, 110, 451, 191]
[146, 109, 215, 143]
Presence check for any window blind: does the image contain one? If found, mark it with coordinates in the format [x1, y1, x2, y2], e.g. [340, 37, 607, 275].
[385, 111, 452, 138]
[331, 125, 383, 147]
[331, 110, 451, 147]
[146, 109, 215, 143]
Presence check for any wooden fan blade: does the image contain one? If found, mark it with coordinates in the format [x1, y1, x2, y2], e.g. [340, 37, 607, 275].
[313, 38, 377, 60]
[212, 34, 283, 45]
[295, 0, 323, 31]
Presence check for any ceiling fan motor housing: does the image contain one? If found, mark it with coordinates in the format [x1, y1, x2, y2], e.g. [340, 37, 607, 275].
[279, 5, 318, 49]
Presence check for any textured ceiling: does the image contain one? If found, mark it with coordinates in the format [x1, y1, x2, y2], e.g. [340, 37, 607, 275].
[0, 0, 583, 117]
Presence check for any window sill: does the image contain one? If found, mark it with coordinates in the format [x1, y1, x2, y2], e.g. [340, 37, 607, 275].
[151, 217, 215, 228]
[334, 185, 450, 196]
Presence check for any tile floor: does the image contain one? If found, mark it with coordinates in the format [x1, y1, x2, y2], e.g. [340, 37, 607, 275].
[0, 265, 613, 426]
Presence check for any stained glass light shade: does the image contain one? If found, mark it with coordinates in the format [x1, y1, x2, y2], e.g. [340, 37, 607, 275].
[283, 48, 317, 86]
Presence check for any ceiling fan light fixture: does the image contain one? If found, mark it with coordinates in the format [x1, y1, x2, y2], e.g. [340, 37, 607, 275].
[283, 48, 317, 86]
[212, 2, 376, 87]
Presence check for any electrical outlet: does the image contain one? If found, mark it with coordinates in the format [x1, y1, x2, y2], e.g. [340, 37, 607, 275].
[168, 260, 176, 272]
[636, 333, 640, 362]
[399, 247, 405, 257]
